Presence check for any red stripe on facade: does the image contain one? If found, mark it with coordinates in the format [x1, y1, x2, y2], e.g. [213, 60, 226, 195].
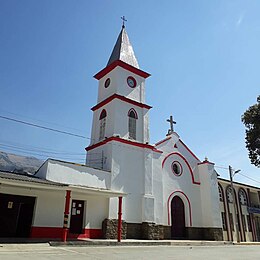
[86, 136, 163, 153]
[167, 190, 192, 226]
[91, 94, 152, 111]
[162, 152, 200, 185]
[155, 136, 171, 146]
[31, 227, 102, 239]
[197, 161, 215, 166]
[31, 227, 63, 238]
[179, 139, 200, 161]
[68, 228, 102, 239]
[94, 60, 150, 80]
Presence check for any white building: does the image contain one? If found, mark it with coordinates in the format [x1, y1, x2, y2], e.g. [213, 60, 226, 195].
[0, 25, 259, 241]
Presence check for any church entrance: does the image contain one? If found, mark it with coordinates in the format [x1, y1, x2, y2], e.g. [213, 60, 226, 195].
[70, 200, 84, 234]
[0, 193, 35, 238]
[171, 196, 186, 239]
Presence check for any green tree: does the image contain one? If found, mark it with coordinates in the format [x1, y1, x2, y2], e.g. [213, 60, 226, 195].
[241, 96, 260, 167]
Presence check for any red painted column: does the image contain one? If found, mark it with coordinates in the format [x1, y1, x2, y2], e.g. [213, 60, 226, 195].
[62, 190, 71, 242]
[117, 196, 123, 242]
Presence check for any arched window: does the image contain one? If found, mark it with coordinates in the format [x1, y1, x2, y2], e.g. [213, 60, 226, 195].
[218, 185, 223, 202]
[128, 109, 138, 140]
[99, 109, 107, 140]
[226, 186, 234, 203]
[238, 189, 247, 205]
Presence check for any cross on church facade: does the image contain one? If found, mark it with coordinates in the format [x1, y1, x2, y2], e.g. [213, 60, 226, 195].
[121, 16, 127, 28]
[167, 115, 176, 134]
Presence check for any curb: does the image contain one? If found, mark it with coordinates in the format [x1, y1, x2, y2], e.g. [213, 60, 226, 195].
[49, 240, 233, 247]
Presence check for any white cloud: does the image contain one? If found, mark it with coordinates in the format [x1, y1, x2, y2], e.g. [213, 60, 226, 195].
[236, 13, 245, 29]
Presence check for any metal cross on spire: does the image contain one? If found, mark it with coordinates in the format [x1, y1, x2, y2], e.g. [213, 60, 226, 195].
[167, 115, 176, 135]
[121, 16, 127, 28]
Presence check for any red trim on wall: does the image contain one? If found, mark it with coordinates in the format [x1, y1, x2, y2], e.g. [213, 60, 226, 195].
[197, 161, 215, 166]
[99, 109, 107, 120]
[155, 136, 171, 146]
[162, 152, 200, 185]
[167, 190, 192, 226]
[179, 139, 200, 161]
[31, 227, 102, 239]
[171, 161, 183, 177]
[117, 196, 123, 242]
[86, 136, 163, 153]
[31, 227, 63, 238]
[62, 190, 71, 242]
[91, 94, 152, 111]
[68, 229, 102, 239]
[128, 108, 138, 119]
[94, 60, 151, 80]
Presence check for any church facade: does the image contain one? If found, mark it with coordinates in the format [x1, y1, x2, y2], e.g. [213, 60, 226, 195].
[84, 25, 222, 240]
[0, 26, 259, 241]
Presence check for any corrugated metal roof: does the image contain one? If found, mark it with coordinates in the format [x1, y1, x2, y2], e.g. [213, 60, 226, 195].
[0, 171, 67, 187]
[107, 26, 139, 68]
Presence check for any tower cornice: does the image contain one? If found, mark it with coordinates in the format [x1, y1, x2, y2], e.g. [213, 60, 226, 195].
[86, 136, 162, 153]
[91, 93, 152, 111]
[94, 60, 150, 80]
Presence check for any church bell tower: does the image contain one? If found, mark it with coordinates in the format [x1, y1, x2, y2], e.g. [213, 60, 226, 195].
[86, 24, 151, 170]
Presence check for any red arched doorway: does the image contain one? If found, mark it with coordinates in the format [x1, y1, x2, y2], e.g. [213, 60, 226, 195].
[171, 196, 186, 238]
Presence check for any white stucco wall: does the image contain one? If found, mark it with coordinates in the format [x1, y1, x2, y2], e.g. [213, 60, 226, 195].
[97, 66, 146, 104]
[198, 163, 222, 228]
[108, 141, 146, 223]
[36, 160, 111, 189]
[0, 184, 65, 227]
[90, 98, 149, 145]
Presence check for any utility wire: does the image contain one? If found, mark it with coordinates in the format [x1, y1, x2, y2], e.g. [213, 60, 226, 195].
[0, 147, 85, 161]
[0, 115, 89, 139]
[0, 139, 86, 154]
[237, 172, 260, 185]
[0, 143, 85, 155]
[0, 109, 84, 133]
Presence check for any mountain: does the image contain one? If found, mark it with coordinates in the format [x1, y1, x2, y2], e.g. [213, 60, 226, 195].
[0, 151, 43, 174]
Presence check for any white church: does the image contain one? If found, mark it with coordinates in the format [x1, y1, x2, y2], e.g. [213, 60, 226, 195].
[0, 25, 259, 242]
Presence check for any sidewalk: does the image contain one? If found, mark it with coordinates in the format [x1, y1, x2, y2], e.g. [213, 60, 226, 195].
[50, 239, 233, 247]
[1, 238, 259, 247]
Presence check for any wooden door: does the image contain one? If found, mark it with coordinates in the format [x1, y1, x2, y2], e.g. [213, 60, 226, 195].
[0, 193, 35, 237]
[70, 200, 84, 234]
[171, 196, 186, 239]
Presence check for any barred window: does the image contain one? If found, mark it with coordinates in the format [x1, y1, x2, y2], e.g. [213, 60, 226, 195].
[241, 214, 246, 232]
[219, 185, 223, 202]
[226, 186, 233, 203]
[99, 109, 107, 140]
[238, 189, 247, 205]
[128, 109, 137, 140]
[221, 212, 227, 231]
[229, 213, 234, 231]
[247, 215, 252, 232]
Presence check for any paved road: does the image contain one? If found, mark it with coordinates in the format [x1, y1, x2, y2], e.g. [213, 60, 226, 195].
[0, 243, 259, 260]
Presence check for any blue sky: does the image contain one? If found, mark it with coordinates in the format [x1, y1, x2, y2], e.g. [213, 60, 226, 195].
[0, 0, 259, 186]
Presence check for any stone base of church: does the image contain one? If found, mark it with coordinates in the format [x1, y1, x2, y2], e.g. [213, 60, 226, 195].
[185, 227, 223, 241]
[102, 218, 127, 239]
[102, 219, 223, 241]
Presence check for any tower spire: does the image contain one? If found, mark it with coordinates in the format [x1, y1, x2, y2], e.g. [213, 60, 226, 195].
[107, 21, 139, 69]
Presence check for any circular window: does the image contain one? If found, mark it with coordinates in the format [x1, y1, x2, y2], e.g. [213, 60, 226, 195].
[104, 78, 110, 88]
[127, 76, 137, 88]
[171, 161, 182, 176]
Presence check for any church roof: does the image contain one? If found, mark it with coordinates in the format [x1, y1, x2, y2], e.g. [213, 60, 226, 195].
[107, 26, 139, 69]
